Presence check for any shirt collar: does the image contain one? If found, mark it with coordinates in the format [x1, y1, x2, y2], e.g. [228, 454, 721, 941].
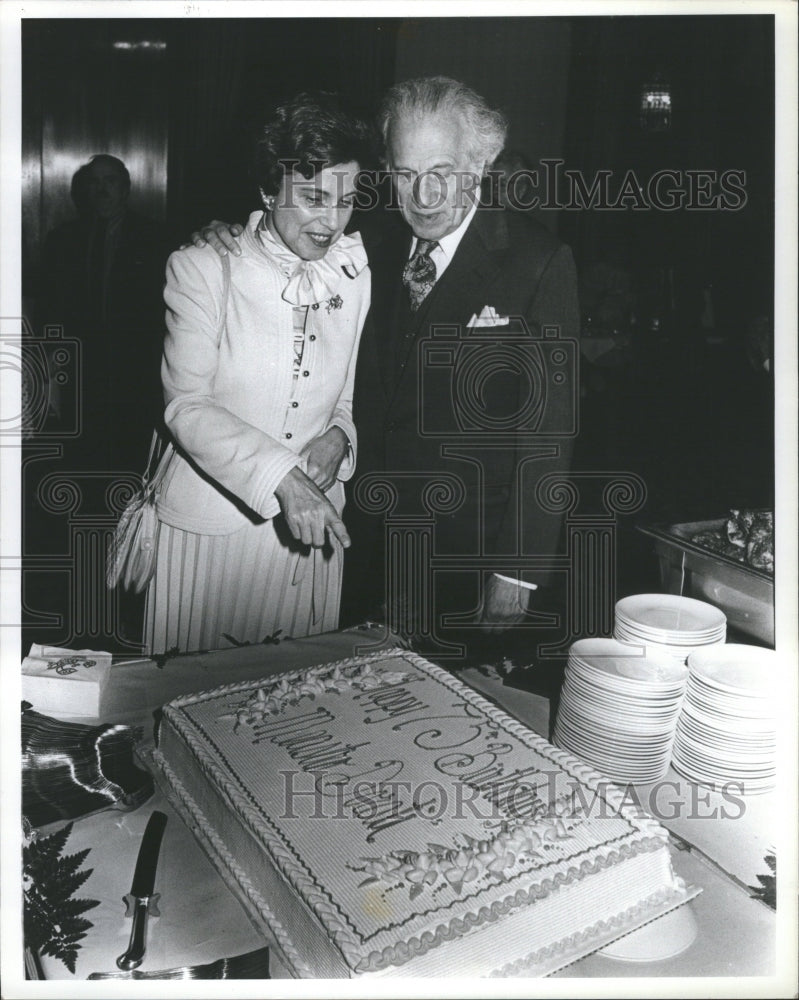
[409, 189, 480, 262]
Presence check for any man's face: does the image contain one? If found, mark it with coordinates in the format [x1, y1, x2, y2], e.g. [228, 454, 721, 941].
[87, 162, 128, 219]
[387, 112, 484, 241]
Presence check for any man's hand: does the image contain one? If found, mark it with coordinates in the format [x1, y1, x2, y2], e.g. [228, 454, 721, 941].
[184, 220, 244, 257]
[300, 427, 348, 493]
[275, 466, 351, 549]
[479, 574, 530, 634]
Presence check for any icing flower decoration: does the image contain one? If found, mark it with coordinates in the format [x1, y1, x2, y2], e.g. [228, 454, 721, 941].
[220, 660, 412, 729]
[379, 671, 410, 685]
[351, 806, 580, 902]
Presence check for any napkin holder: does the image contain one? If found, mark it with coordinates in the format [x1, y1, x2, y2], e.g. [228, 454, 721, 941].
[22, 645, 112, 718]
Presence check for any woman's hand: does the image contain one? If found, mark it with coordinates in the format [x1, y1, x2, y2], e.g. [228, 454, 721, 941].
[184, 221, 244, 257]
[300, 426, 349, 493]
[275, 466, 351, 549]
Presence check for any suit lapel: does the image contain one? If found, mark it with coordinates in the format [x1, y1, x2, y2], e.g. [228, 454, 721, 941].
[392, 206, 509, 382]
[368, 219, 412, 399]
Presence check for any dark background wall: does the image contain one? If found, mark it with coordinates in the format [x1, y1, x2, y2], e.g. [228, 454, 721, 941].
[561, 15, 774, 327]
[22, 15, 773, 322]
[19, 15, 775, 651]
[394, 15, 573, 230]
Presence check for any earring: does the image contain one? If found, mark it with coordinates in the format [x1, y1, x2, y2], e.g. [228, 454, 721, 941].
[263, 195, 275, 212]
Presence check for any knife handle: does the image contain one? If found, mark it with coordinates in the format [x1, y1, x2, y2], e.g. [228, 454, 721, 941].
[117, 893, 159, 971]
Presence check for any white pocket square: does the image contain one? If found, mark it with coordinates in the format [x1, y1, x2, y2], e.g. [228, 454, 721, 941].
[467, 305, 509, 328]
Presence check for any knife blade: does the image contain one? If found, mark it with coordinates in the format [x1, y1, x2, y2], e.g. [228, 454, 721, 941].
[116, 810, 168, 971]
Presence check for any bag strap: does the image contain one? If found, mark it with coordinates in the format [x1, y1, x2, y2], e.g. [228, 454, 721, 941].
[141, 429, 162, 488]
[219, 251, 231, 337]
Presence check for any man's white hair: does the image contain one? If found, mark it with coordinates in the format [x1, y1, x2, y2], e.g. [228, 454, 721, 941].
[379, 76, 508, 170]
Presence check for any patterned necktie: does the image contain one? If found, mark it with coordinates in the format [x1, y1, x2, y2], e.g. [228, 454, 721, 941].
[402, 239, 439, 311]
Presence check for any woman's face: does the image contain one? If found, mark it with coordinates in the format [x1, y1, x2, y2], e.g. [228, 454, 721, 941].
[266, 160, 360, 260]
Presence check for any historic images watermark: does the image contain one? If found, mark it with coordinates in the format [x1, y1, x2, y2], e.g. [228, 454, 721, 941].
[267, 161, 749, 213]
[4, 315, 143, 647]
[478, 162, 748, 212]
[280, 769, 748, 831]
[1, 317, 83, 442]
[353, 309, 647, 657]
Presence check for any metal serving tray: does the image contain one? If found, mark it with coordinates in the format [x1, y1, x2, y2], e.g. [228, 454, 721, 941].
[638, 518, 774, 647]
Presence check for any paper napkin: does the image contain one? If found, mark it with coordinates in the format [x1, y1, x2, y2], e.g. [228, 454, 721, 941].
[22, 644, 113, 718]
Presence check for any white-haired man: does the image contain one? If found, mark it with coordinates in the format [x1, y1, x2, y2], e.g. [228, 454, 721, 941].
[194, 77, 580, 650]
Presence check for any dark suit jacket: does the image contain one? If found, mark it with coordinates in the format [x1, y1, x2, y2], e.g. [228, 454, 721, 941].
[347, 201, 580, 618]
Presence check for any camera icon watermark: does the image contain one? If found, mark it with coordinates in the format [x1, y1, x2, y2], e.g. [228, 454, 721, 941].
[418, 317, 578, 438]
[1, 316, 82, 440]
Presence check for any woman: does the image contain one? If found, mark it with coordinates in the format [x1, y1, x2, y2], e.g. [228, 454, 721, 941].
[144, 92, 376, 655]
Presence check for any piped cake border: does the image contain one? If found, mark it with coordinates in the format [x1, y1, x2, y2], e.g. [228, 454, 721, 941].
[156, 649, 683, 976]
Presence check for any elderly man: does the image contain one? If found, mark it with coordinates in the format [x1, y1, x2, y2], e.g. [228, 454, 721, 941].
[194, 76, 579, 649]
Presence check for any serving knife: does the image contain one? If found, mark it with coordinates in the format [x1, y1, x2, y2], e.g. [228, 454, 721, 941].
[116, 810, 168, 971]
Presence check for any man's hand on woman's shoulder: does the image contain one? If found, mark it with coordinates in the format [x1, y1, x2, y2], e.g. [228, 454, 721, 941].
[182, 220, 244, 256]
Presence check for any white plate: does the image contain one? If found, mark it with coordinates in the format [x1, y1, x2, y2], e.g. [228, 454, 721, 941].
[683, 685, 775, 713]
[567, 668, 684, 700]
[672, 740, 775, 775]
[671, 756, 775, 789]
[553, 739, 670, 783]
[682, 701, 777, 743]
[612, 630, 725, 657]
[616, 594, 727, 634]
[562, 673, 684, 711]
[687, 644, 777, 695]
[677, 718, 776, 749]
[568, 639, 689, 685]
[554, 717, 673, 755]
[614, 622, 726, 645]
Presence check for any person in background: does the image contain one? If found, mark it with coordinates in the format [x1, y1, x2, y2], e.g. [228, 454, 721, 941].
[32, 155, 169, 651]
[192, 76, 580, 655]
[144, 92, 376, 656]
[39, 154, 170, 477]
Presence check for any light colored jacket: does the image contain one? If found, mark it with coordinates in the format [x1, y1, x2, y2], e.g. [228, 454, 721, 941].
[155, 214, 370, 535]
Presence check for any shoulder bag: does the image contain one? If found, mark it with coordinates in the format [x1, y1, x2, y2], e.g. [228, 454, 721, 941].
[106, 252, 231, 592]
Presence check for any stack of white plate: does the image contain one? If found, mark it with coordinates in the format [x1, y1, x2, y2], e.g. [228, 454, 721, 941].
[672, 644, 776, 794]
[614, 594, 727, 664]
[553, 637, 689, 784]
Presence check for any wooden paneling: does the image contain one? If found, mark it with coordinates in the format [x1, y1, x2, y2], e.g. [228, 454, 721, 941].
[395, 18, 572, 171]
[22, 20, 169, 301]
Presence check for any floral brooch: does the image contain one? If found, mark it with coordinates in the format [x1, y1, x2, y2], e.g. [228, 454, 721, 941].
[326, 295, 343, 313]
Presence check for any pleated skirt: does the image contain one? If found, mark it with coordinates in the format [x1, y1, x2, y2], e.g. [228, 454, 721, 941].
[143, 517, 342, 656]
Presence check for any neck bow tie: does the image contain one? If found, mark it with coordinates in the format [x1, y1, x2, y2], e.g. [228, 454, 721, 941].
[259, 222, 368, 306]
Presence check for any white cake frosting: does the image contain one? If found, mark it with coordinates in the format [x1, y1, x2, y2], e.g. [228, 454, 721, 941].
[153, 650, 695, 977]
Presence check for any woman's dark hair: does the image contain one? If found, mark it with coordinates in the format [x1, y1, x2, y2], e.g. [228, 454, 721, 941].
[253, 91, 379, 196]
